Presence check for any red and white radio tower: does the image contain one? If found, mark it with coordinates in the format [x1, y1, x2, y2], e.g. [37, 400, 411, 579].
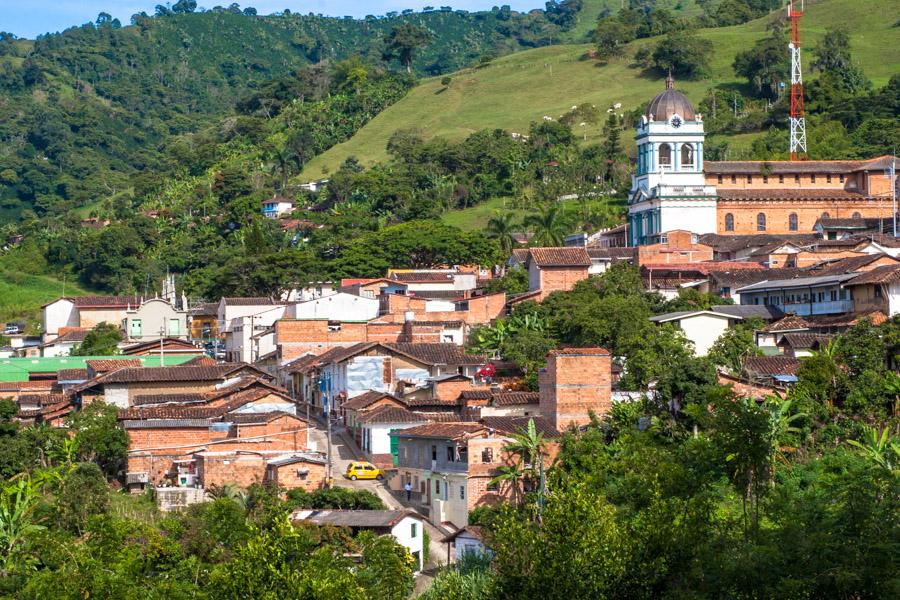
[788, 0, 808, 160]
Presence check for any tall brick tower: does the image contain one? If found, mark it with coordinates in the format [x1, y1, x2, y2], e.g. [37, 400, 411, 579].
[539, 348, 612, 430]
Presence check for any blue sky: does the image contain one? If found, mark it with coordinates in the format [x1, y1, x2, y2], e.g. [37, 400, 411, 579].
[4, 1, 539, 39]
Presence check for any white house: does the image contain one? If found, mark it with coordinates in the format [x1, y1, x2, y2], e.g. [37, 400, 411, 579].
[223, 304, 286, 363]
[627, 75, 717, 246]
[261, 195, 295, 218]
[442, 525, 490, 562]
[290, 509, 425, 571]
[649, 310, 744, 356]
[286, 292, 379, 321]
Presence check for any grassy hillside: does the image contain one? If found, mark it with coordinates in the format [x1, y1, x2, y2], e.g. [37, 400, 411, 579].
[0, 269, 90, 328]
[301, 0, 899, 179]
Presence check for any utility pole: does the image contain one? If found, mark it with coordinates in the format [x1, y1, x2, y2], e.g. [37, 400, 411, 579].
[324, 371, 333, 487]
[159, 326, 165, 366]
[892, 156, 897, 238]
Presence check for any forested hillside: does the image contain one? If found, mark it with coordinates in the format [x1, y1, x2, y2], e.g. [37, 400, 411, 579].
[0, 2, 585, 222]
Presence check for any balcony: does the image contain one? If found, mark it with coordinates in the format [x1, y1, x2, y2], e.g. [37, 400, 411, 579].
[781, 300, 853, 316]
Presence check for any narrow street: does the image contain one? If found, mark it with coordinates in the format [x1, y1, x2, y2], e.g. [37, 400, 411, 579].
[308, 420, 453, 594]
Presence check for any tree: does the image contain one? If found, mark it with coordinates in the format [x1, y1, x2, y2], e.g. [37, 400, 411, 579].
[650, 31, 713, 79]
[733, 34, 789, 99]
[55, 462, 109, 534]
[708, 319, 763, 373]
[71, 322, 121, 356]
[524, 204, 569, 246]
[0, 476, 45, 578]
[382, 24, 431, 74]
[66, 402, 129, 476]
[486, 211, 518, 256]
[812, 27, 870, 95]
[594, 18, 635, 60]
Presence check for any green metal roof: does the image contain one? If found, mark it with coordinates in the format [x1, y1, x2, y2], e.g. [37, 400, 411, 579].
[0, 355, 197, 382]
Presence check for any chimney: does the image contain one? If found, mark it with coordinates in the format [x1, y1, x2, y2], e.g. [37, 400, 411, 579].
[539, 348, 612, 430]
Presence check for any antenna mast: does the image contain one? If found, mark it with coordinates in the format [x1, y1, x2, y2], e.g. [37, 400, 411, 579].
[788, 0, 808, 160]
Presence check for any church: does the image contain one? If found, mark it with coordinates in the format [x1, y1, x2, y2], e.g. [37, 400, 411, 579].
[627, 76, 898, 246]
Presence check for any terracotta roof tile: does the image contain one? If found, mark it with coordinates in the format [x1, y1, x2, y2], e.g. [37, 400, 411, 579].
[70, 295, 143, 308]
[481, 415, 560, 438]
[86, 359, 143, 372]
[342, 391, 402, 411]
[717, 189, 880, 202]
[778, 333, 834, 350]
[132, 393, 208, 406]
[527, 247, 592, 267]
[743, 356, 800, 377]
[222, 297, 277, 306]
[391, 272, 456, 283]
[355, 405, 428, 424]
[760, 314, 811, 332]
[57, 368, 89, 381]
[847, 264, 900, 285]
[386, 343, 487, 366]
[392, 422, 486, 440]
[706, 156, 897, 175]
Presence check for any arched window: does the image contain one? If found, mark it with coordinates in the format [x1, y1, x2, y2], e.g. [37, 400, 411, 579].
[725, 213, 734, 231]
[680, 143, 694, 169]
[821, 212, 830, 219]
[789, 213, 798, 231]
[659, 143, 672, 168]
[757, 212, 766, 231]
[852, 212, 861, 219]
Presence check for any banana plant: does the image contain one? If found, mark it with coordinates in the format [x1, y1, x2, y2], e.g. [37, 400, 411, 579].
[0, 476, 45, 577]
[848, 426, 899, 473]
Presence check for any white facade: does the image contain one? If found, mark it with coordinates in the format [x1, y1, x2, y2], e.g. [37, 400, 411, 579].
[360, 422, 422, 456]
[452, 529, 489, 561]
[41, 339, 80, 358]
[430, 473, 469, 530]
[390, 515, 425, 572]
[651, 311, 739, 356]
[224, 305, 286, 363]
[287, 292, 379, 321]
[284, 283, 337, 303]
[42, 299, 78, 340]
[627, 91, 716, 246]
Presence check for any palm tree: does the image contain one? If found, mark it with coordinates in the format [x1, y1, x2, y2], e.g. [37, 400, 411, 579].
[524, 204, 568, 247]
[486, 211, 519, 256]
[491, 419, 548, 517]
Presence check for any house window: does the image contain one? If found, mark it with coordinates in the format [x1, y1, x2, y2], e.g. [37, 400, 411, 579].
[659, 143, 672, 168]
[757, 213, 766, 231]
[822, 212, 830, 219]
[875, 286, 883, 298]
[482, 448, 493, 463]
[680, 144, 694, 168]
[789, 213, 798, 231]
[130, 319, 142, 338]
[725, 213, 734, 231]
[811, 174, 817, 183]
[327, 320, 341, 332]
[411, 523, 417, 538]
[731, 175, 737, 184]
[763, 175, 768, 184]
[447, 446, 456, 462]
[747, 175, 753, 184]
[779, 174, 784, 184]
[717, 175, 723, 184]
[795, 174, 800, 184]
[435, 479, 441, 495]
[830, 290, 838, 301]
[852, 212, 861, 219]
[168, 319, 180, 335]
[460, 485, 465, 500]
[431, 445, 437, 461]
[840, 175, 845, 183]
[827, 174, 832, 183]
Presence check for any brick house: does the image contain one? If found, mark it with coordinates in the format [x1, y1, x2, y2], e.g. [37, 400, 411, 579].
[265, 454, 328, 491]
[286, 342, 487, 417]
[392, 419, 559, 529]
[525, 247, 592, 301]
[119, 379, 312, 492]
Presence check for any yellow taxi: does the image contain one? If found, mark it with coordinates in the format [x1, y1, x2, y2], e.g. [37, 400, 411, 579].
[345, 461, 385, 481]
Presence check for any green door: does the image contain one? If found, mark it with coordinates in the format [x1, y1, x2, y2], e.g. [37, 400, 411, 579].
[389, 429, 399, 466]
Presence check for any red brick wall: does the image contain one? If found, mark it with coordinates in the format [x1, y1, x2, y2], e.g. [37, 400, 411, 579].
[268, 461, 327, 491]
[637, 231, 713, 266]
[433, 379, 477, 402]
[276, 320, 368, 360]
[537, 267, 589, 301]
[539, 349, 612, 430]
[717, 201, 893, 236]
[199, 454, 266, 489]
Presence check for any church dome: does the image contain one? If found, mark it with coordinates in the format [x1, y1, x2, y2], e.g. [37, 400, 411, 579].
[645, 74, 695, 122]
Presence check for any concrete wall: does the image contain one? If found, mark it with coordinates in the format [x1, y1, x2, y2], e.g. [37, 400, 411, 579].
[124, 299, 188, 341]
[42, 299, 77, 338]
[391, 516, 425, 572]
[290, 293, 379, 321]
[677, 313, 733, 356]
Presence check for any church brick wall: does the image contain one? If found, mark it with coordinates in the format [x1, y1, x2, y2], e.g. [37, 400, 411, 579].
[717, 201, 893, 236]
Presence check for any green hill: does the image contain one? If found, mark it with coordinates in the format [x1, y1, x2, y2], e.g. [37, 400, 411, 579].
[301, 0, 900, 180]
